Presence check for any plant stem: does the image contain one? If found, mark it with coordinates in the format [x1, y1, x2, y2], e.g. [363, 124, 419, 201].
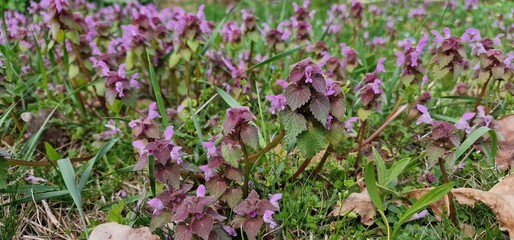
[239, 137, 251, 198]
[286, 156, 313, 185]
[311, 145, 333, 178]
[248, 130, 285, 162]
[438, 157, 458, 227]
[353, 119, 368, 173]
[471, 75, 492, 124]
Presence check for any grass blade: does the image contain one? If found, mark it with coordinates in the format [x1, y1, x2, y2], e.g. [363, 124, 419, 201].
[453, 126, 497, 162]
[146, 50, 168, 126]
[57, 158, 88, 237]
[372, 147, 386, 186]
[394, 182, 454, 236]
[215, 87, 241, 107]
[78, 138, 119, 191]
[385, 158, 411, 188]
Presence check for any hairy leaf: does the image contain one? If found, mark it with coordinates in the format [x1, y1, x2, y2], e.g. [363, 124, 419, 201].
[241, 125, 259, 151]
[285, 85, 311, 111]
[242, 218, 263, 240]
[297, 126, 326, 158]
[221, 144, 242, 168]
[330, 98, 346, 121]
[279, 109, 308, 144]
[221, 188, 243, 209]
[192, 215, 214, 240]
[309, 93, 330, 125]
[206, 179, 229, 199]
[175, 223, 193, 240]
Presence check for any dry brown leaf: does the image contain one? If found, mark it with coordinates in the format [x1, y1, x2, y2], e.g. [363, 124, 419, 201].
[406, 188, 450, 221]
[331, 188, 376, 225]
[451, 175, 514, 239]
[89, 222, 160, 240]
[494, 115, 514, 170]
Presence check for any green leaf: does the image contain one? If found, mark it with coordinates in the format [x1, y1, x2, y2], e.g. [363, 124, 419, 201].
[454, 126, 497, 162]
[146, 50, 168, 126]
[0, 157, 7, 190]
[168, 52, 180, 68]
[186, 40, 200, 52]
[357, 108, 372, 121]
[364, 161, 384, 212]
[78, 138, 119, 191]
[215, 87, 241, 107]
[372, 147, 386, 186]
[246, 45, 305, 72]
[393, 182, 454, 237]
[57, 158, 89, 238]
[3, 190, 70, 206]
[426, 144, 446, 165]
[221, 143, 242, 168]
[297, 126, 325, 158]
[44, 142, 61, 161]
[385, 158, 411, 188]
[279, 109, 308, 144]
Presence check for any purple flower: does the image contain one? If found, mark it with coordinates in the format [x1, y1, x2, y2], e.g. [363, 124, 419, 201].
[345, 117, 359, 132]
[222, 225, 237, 236]
[304, 66, 313, 83]
[375, 58, 386, 73]
[199, 165, 216, 181]
[266, 94, 287, 114]
[202, 140, 218, 159]
[163, 126, 174, 140]
[148, 102, 161, 120]
[147, 198, 165, 215]
[477, 106, 493, 127]
[196, 184, 206, 197]
[416, 104, 433, 125]
[407, 209, 429, 222]
[276, 79, 289, 89]
[462, 28, 481, 43]
[263, 210, 277, 229]
[171, 146, 183, 164]
[133, 140, 149, 170]
[26, 175, 46, 184]
[455, 112, 475, 134]
[269, 193, 282, 210]
[431, 27, 451, 44]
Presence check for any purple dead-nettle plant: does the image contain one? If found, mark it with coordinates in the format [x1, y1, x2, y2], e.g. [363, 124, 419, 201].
[103, 64, 140, 105]
[323, 4, 347, 35]
[261, 22, 290, 51]
[39, 0, 81, 42]
[395, 33, 429, 85]
[171, 185, 230, 240]
[430, 27, 468, 80]
[291, 0, 315, 41]
[357, 58, 386, 110]
[222, 58, 249, 93]
[232, 190, 281, 240]
[221, 21, 242, 43]
[319, 52, 346, 83]
[199, 136, 245, 210]
[270, 58, 346, 158]
[340, 43, 360, 73]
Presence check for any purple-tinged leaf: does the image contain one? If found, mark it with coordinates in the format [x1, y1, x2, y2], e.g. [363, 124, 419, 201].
[172, 204, 189, 223]
[206, 179, 229, 199]
[191, 215, 214, 240]
[221, 188, 243, 209]
[240, 125, 259, 150]
[150, 211, 172, 230]
[311, 74, 326, 94]
[175, 223, 193, 240]
[155, 163, 181, 190]
[330, 98, 346, 121]
[221, 143, 242, 168]
[242, 218, 263, 240]
[225, 167, 243, 183]
[309, 93, 330, 125]
[285, 85, 311, 111]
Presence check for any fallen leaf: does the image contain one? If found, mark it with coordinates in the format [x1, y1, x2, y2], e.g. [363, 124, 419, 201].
[452, 175, 514, 238]
[406, 188, 450, 221]
[331, 188, 376, 225]
[89, 222, 160, 240]
[494, 115, 514, 170]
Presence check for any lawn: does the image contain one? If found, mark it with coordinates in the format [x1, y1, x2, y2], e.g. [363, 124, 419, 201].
[1, 0, 514, 239]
